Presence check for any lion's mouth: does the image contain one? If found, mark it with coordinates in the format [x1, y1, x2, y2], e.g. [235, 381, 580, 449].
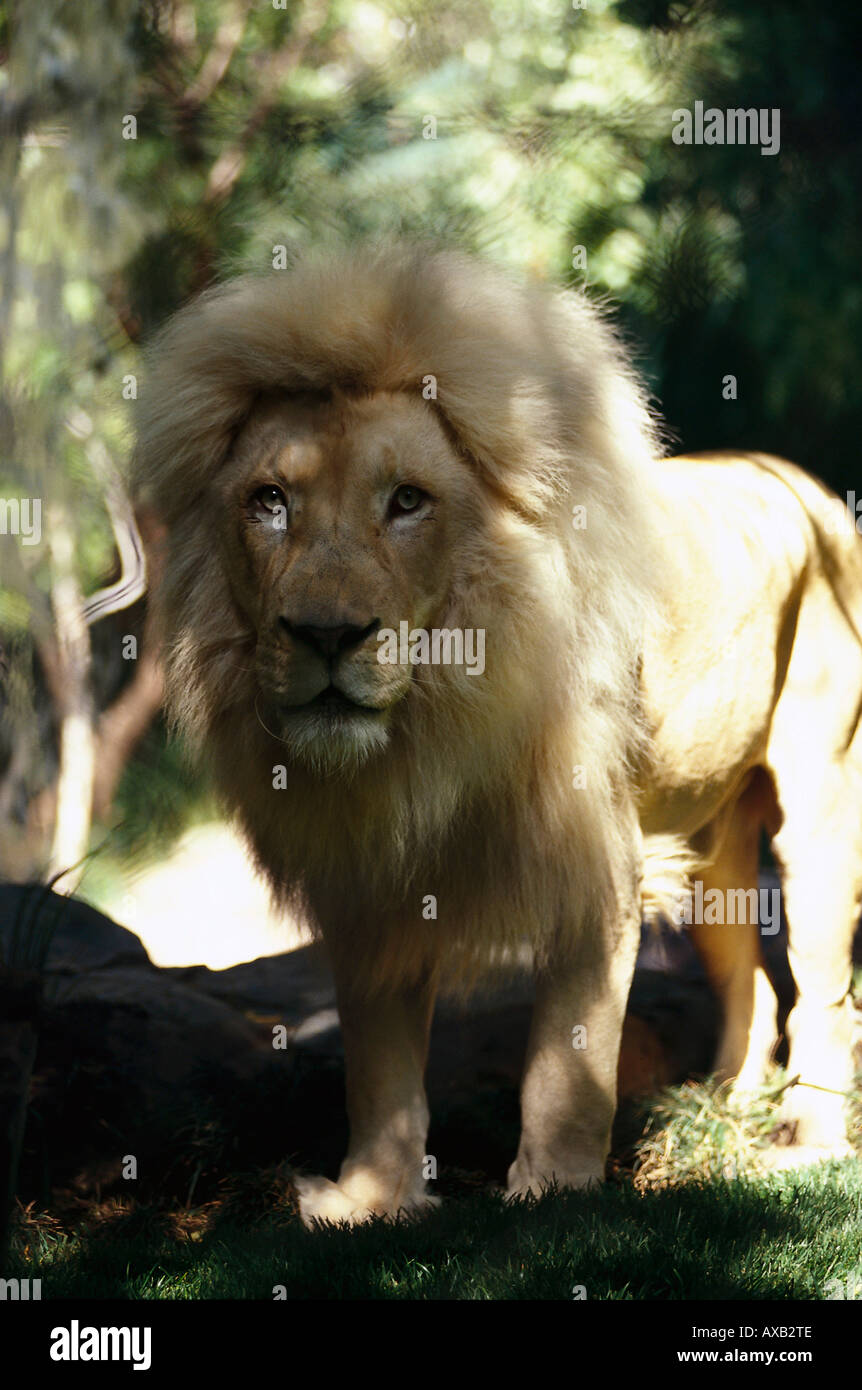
[288, 685, 384, 716]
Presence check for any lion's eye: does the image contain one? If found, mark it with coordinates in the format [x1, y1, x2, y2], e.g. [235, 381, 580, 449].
[390, 484, 426, 515]
[250, 484, 287, 515]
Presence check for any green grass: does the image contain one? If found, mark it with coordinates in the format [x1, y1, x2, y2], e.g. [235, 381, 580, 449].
[7, 1073, 862, 1300]
[630, 1071, 796, 1186]
[7, 1161, 861, 1300]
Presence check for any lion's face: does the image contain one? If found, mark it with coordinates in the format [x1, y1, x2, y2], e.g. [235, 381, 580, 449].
[212, 390, 485, 771]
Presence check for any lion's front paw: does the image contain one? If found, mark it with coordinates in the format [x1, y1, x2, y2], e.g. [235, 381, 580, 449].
[505, 1154, 604, 1201]
[295, 1172, 440, 1229]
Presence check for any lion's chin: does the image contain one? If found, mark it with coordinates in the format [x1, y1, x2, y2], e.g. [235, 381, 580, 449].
[275, 702, 391, 776]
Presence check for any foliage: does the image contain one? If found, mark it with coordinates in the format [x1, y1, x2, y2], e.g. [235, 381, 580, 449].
[2, 0, 860, 855]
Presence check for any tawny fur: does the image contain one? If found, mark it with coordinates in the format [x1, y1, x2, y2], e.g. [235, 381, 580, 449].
[135, 247, 862, 1217]
[134, 243, 679, 992]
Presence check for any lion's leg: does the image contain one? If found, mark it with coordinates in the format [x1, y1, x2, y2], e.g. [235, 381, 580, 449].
[690, 916, 776, 1088]
[295, 973, 439, 1227]
[506, 892, 642, 1198]
[760, 593, 862, 1157]
[770, 816, 859, 1153]
[690, 924, 777, 1092]
[687, 777, 779, 1091]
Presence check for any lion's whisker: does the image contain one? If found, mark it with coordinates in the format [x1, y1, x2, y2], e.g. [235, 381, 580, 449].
[253, 692, 290, 745]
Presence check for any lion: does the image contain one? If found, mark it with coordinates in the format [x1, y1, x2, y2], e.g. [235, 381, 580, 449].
[134, 243, 861, 1225]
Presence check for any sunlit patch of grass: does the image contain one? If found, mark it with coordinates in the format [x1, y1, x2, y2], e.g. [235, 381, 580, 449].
[632, 1072, 791, 1189]
[632, 1060, 862, 1191]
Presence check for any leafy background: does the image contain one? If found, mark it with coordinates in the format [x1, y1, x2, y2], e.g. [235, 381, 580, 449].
[2, 0, 861, 867]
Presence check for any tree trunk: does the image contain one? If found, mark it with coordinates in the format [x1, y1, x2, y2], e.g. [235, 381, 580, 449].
[46, 502, 94, 888]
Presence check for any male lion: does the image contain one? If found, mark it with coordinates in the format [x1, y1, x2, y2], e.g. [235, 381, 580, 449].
[135, 244, 861, 1225]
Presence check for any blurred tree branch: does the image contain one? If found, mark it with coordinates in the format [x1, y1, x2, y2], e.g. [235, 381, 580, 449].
[184, 1, 251, 108]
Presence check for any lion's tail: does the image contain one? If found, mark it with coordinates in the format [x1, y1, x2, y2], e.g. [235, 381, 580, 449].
[641, 833, 699, 930]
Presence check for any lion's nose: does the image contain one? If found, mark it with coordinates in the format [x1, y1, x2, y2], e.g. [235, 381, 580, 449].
[280, 617, 379, 659]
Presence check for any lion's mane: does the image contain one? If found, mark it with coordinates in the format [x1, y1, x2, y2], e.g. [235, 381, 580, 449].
[134, 243, 665, 989]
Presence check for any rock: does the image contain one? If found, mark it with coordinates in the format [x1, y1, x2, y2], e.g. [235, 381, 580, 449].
[165, 944, 334, 1026]
[0, 886, 285, 1201]
[48, 966, 274, 1087]
[0, 883, 151, 974]
[618, 1013, 674, 1098]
